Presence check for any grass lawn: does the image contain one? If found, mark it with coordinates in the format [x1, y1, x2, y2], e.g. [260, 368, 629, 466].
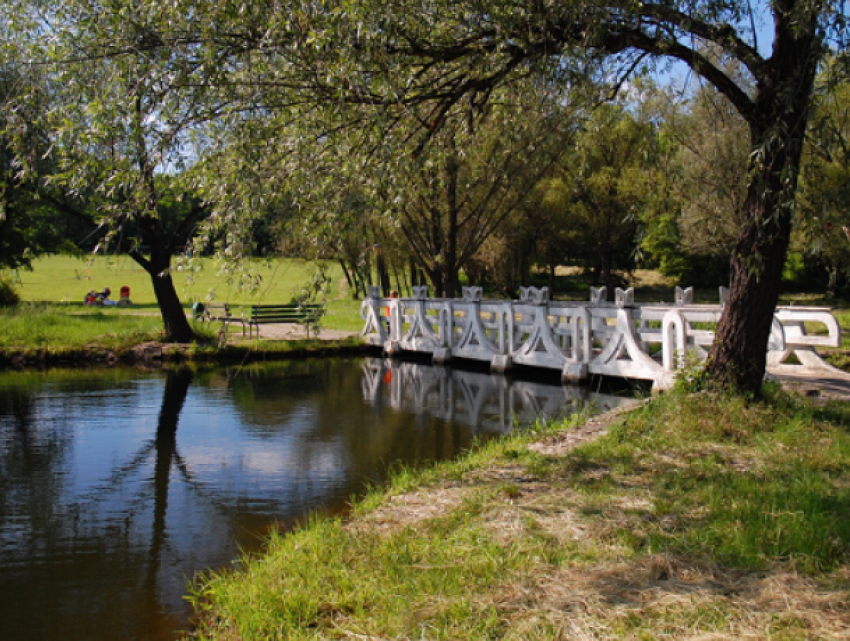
[12, 254, 365, 333]
[0, 304, 171, 352]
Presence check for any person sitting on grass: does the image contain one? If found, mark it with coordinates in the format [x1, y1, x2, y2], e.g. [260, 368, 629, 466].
[96, 287, 118, 306]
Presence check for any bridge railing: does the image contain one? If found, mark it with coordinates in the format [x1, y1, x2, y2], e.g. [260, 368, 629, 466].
[360, 285, 842, 390]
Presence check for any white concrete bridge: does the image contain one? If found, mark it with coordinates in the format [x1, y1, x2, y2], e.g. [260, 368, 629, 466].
[360, 285, 843, 391]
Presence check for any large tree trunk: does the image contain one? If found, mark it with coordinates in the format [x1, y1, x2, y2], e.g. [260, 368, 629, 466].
[150, 268, 195, 343]
[704, 173, 794, 393]
[131, 216, 196, 344]
[703, 10, 819, 395]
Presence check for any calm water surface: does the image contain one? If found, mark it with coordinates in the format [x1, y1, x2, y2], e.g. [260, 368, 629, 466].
[0, 357, 634, 641]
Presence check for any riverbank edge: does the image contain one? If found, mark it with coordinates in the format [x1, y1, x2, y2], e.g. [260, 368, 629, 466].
[188, 389, 850, 640]
[0, 336, 371, 369]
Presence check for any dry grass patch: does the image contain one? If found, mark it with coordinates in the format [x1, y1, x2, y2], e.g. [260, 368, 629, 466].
[528, 402, 645, 457]
[347, 483, 473, 535]
[497, 558, 850, 640]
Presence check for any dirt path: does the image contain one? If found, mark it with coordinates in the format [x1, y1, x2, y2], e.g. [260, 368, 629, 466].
[769, 368, 850, 401]
[235, 323, 359, 342]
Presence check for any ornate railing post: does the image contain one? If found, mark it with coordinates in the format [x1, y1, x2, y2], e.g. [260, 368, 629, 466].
[662, 309, 688, 371]
[490, 285, 514, 372]
[675, 286, 694, 305]
[360, 285, 388, 344]
[589, 286, 606, 303]
[562, 304, 591, 384]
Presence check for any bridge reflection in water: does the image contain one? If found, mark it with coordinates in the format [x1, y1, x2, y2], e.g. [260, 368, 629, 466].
[361, 357, 636, 435]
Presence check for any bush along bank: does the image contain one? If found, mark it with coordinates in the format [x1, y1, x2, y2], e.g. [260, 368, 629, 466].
[188, 387, 850, 640]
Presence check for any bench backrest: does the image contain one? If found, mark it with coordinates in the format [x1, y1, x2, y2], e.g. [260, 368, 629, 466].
[249, 304, 323, 322]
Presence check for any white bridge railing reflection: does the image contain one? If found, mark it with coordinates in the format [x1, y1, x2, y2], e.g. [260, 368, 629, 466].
[360, 357, 635, 434]
[361, 285, 843, 391]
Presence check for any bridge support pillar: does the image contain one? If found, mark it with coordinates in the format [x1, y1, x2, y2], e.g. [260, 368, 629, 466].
[651, 372, 676, 394]
[433, 347, 452, 364]
[383, 340, 401, 356]
[561, 363, 589, 385]
[491, 355, 513, 373]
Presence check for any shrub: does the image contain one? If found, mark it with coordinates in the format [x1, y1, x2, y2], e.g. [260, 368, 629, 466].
[0, 278, 21, 307]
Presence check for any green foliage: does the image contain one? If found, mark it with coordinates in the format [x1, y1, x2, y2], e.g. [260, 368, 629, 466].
[0, 69, 88, 268]
[635, 80, 747, 287]
[0, 277, 20, 306]
[793, 59, 850, 295]
[536, 104, 660, 292]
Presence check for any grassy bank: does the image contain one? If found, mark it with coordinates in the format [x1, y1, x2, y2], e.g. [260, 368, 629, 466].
[189, 389, 850, 640]
[0, 304, 169, 352]
[0, 304, 366, 366]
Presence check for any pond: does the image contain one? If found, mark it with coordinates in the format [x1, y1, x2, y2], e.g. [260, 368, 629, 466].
[0, 357, 636, 641]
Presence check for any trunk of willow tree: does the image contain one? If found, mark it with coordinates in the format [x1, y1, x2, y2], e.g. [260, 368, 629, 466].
[150, 266, 194, 343]
[704, 12, 819, 395]
[130, 215, 196, 344]
[705, 162, 795, 393]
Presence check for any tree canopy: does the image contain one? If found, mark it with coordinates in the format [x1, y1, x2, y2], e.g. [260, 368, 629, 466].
[179, 0, 842, 395]
[2, 0, 847, 392]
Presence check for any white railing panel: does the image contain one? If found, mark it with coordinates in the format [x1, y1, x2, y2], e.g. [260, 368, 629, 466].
[361, 292, 844, 389]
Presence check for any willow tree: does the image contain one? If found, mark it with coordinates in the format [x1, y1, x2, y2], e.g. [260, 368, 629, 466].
[1, 1, 225, 341]
[146, 0, 842, 393]
[293, 82, 583, 299]
[0, 68, 81, 269]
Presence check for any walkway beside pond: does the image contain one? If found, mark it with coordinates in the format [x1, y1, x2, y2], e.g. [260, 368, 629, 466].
[246, 323, 357, 341]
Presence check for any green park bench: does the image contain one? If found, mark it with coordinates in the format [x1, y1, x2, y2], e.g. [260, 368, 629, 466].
[247, 303, 324, 339]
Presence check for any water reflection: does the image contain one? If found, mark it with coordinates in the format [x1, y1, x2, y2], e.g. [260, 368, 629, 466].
[363, 358, 633, 431]
[0, 359, 634, 641]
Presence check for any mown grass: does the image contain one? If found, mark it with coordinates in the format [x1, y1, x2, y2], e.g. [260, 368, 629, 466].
[13, 254, 353, 306]
[0, 303, 171, 351]
[7, 254, 366, 338]
[189, 389, 850, 640]
[0, 303, 370, 361]
[15, 253, 363, 325]
[569, 389, 850, 573]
